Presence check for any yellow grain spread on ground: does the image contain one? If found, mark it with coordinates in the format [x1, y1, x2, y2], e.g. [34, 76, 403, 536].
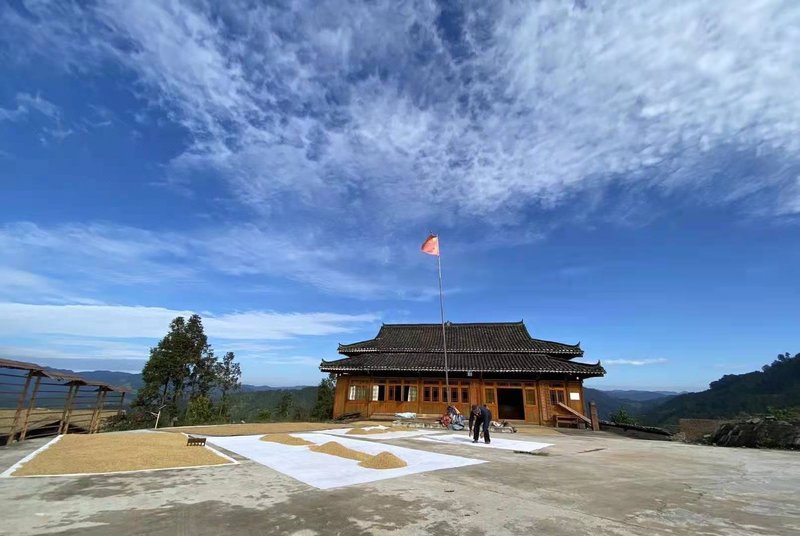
[358, 451, 407, 470]
[309, 441, 372, 462]
[308, 441, 407, 470]
[12, 432, 230, 477]
[259, 433, 313, 446]
[165, 422, 346, 437]
[345, 426, 408, 435]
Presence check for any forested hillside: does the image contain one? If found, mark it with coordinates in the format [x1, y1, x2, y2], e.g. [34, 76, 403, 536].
[643, 353, 800, 425]
[227, 387, 319, 422]
[583, 388, 676, 420]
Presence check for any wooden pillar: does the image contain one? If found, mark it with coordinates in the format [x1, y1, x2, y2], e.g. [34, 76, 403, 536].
[333, 376, 348, 418]
[5, 371, 33, 445]
[20, 375, 42, 441]
[589, 401, 600, 431]
[58, 384, 78, 435]
[91, 390, 108, 433]
[88, 389, 104, 434]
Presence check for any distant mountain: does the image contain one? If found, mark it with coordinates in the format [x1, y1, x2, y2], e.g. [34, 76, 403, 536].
[0, 367, 310, 407]
[584, 388, 677, 420]
[642, 353, 800, 426]
[599, 390, 683, 402]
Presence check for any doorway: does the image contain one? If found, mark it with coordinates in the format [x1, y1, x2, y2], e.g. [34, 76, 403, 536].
[496, 388, 525, 420]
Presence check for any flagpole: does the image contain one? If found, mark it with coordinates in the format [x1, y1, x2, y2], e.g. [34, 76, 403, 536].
[436, 241, 449, 405]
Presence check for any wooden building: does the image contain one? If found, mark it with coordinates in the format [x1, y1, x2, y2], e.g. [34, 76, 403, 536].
[320, 322, 605, 426]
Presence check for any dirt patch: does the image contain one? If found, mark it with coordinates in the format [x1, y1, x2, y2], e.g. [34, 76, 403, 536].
[359, 451, 407, 470]
[164, 422, 346, 436]
[12, 432, 231, 476]
[260, 433, 313, 446]
[309, 441, 371, 462]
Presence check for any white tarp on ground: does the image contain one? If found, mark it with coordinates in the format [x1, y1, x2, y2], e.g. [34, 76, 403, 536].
[206, 433, 485, 490]
[319, 427, 444, 440]
[414, 433, 553, 452]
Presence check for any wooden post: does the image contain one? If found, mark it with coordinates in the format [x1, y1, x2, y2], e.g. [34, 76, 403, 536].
[5, 371, 33, 445]
[58, 384, 78, 435]
[589, 401, 600, 431]
[20, 375, 42, 441]
[88, 388, 104, 434]
[91, 390, 108, 433]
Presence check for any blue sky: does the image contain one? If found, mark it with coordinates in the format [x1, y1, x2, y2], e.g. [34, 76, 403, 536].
[1, 1, 798, 391]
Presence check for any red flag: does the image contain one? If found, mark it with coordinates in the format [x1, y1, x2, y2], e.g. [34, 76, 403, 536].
[421, 234, 440, 256]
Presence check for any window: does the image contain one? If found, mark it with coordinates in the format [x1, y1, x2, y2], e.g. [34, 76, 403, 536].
[348, 383, 369, 401]
[525, 388, 537, 405]
[549, 389, 566, 406]
[372, 384, 385, 401]
[484, 388, 495, 404]
[450, 387, 459, 403]
[404, 385, 418, 402]
[461, 387, 469, 404]
[388, 384, 403, 402]
[431, 386, 440, 402]
[423, 386, 432, 402]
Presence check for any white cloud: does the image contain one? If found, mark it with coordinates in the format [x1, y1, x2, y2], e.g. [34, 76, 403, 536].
[604, 358, 668, 366]
[5, 0, 800, 225]
[0, 92, 60, 122]
[0, 302, 379, 340]
[0, 221, 442, 300]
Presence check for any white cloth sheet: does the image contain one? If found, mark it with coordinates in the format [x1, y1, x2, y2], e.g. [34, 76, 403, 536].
[414, 433, 552, 452]
[207, 432, 484, 490]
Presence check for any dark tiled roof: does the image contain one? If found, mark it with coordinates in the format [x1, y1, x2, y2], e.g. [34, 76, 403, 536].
[338, 322, 582, 356]
[320, 352, 605, 376]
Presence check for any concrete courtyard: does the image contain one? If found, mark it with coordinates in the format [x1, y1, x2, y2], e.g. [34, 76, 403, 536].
[1, 428, 798, 535]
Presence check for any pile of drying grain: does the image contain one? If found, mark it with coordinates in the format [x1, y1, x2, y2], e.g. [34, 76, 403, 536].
[260, 434, 313, 446]
[165, 422, 346, 437]
[359, 451, 407, 469]
[308, 441, 407, 470]
[12, 432, 231, 477]
[309, 441, 371, 462]
[346, 426, 407, 435]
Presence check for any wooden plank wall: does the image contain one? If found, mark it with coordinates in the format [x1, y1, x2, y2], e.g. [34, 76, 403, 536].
[332, 376, 588, 426]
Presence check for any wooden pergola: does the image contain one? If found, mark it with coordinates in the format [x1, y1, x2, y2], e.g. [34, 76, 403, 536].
[1, 358, 129, 445]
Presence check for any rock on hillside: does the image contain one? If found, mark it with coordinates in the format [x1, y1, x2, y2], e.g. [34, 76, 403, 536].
[710, 417, 800, 450]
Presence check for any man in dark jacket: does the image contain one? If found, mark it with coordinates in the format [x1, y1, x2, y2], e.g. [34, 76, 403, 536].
[469, 404, 492, 444]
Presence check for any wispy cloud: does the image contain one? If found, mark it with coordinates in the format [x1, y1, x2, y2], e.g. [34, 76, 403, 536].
[0, 303, 379, 340]
[4, 1, 800, 228]
[0, 221, 444, 300]
[604, 358, 668, 366]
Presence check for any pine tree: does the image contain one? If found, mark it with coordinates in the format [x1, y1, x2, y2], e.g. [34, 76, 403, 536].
[311, 376, 336, 421]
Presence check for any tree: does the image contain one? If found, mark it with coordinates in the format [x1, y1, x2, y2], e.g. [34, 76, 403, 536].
[276, 392, 294, 421]
[185, 396, 215, 425]
[610, 407, 635, 425]
[311, 376, 336, 421]
[216, 351, 242, 418]
[134, 314, 242, 426]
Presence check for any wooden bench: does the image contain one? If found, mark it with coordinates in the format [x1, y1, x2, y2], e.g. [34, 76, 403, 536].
[554, 415, 580, 428]
[186, 435, 206, 447]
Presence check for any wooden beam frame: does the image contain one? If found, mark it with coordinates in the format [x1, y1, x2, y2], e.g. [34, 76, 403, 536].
[19, 375, 42, 441]
[5, 370, 33, 445]
[58, 384, 79, 435]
